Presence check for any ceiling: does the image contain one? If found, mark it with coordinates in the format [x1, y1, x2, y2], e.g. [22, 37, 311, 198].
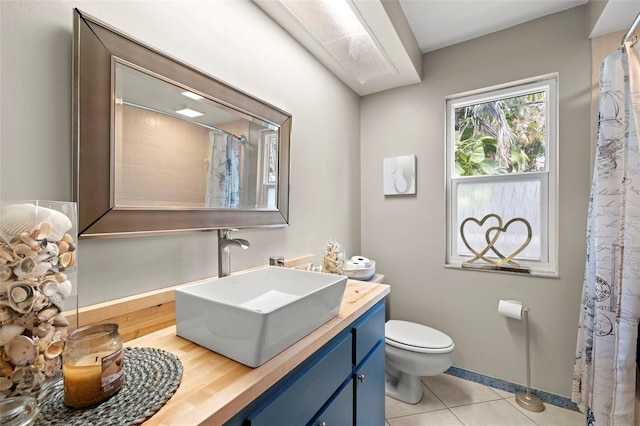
[400, 0, 588, 53]
[256, 0, 640, 96]
[401, 0, 640, 52]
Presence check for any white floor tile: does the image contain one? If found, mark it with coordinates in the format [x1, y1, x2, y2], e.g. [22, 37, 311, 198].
[490, 387, 514, 399]
[422, 374, 503, 408]
[386, 384, 446, 418]
[506, 397, 585, 426]
[450, 399, 537, 426]
[387, 409, 464, 426]
[384, 374, 584, 426]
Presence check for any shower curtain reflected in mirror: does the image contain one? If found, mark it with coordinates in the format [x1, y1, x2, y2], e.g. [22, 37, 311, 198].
[573, 35, 640, 425]
[206, 131, 244, 208]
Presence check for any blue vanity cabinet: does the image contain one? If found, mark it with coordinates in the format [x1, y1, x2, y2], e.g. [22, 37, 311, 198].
[309, 379, 354, 425]
[352, 301, 385, 366]
[246, 333, 353, 426]
[354, 341, 385, 425]
[310, 301, 386, 426]
[351, 302, 386, 426]
[228, 300, 385, 426]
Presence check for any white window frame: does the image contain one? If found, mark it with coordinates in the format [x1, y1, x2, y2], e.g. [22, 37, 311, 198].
[445, 74, 559, 277]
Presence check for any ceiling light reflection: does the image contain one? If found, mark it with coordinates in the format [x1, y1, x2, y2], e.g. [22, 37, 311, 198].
[175, 107, 204, 118]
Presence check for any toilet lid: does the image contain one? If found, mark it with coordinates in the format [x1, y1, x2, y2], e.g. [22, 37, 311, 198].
[385, 320, 454, 354]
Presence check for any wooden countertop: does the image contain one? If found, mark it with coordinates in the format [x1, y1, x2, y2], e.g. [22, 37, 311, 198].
[126, 279, 390, 426]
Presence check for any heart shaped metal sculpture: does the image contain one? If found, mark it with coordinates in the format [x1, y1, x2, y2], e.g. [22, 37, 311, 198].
[460, 214, 503, 264]
[460, 213, 532, 271]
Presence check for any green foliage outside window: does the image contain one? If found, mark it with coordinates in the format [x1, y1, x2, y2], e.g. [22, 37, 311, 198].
[453, 92, 546, 176]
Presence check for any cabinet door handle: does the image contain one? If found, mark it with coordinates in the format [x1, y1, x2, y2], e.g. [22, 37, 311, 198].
[357, 374, 366, 383]
[318, 422, 327, 426]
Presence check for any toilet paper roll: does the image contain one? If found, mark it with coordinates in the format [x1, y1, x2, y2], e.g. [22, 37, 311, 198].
[351, 256, 370, 264]
[344, 260, 366, 270]
[498, 299, 523, 320]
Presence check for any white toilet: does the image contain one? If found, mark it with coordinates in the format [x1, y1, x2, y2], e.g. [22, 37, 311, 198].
[385, 320, 455, 404]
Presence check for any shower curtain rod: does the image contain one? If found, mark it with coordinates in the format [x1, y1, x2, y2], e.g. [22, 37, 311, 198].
[622, 11, 640, 45]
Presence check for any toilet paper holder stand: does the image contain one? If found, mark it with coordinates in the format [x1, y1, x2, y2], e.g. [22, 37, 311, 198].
[515, 307, 545, 412]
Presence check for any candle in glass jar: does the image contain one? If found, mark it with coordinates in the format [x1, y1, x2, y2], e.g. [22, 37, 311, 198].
[63, 324, 124, 408]
[63, 351, 119, 408]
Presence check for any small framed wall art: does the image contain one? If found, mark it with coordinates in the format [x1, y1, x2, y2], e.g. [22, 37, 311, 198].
[383, 155, 416, 195]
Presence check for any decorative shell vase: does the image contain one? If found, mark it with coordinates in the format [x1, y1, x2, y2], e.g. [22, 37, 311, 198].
[322, 239, 345, 274]
[0, 200, 77, 401]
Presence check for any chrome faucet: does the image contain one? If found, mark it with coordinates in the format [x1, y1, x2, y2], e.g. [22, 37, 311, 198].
[217, 228, 250, 278]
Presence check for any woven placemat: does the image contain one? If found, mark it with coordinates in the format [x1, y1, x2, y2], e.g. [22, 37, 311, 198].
[36, 347, 183, 426]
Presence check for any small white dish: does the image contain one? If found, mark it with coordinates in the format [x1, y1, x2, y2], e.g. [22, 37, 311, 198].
[341, 260, 376, 281]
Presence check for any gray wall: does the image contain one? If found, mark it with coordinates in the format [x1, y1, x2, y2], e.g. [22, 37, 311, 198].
[360, 6, 591, 398]
[0, 1, 362, 306]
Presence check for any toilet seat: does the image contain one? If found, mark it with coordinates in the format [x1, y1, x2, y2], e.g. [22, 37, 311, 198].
[385, 320, 454, 354]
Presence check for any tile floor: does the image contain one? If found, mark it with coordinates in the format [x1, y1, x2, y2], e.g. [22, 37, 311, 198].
[385, 374, 585, 426]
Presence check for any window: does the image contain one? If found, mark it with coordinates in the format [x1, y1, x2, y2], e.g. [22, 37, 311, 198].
[257, 131, 278, 209]
[445, 75, 558, 276]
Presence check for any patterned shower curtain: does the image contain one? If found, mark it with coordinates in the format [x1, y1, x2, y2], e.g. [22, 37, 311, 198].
[572, 36, 640, 425]
[206, 131, 242, 208]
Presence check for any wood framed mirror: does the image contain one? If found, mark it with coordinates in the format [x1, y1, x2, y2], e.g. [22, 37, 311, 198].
[72, 9, 291, 238]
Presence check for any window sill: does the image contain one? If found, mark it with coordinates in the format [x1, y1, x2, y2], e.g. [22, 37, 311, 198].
[444, 263, 559, 279]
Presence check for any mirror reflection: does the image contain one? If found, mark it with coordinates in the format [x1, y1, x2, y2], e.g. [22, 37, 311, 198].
[114, 61, 279, 210]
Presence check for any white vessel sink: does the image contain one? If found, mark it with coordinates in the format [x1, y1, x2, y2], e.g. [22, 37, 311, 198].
[175, 266, 347, 367]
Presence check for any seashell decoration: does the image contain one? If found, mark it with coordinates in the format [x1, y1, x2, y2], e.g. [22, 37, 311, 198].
[43, 340, 64, 360]
[0, 376, 12, 392]
[0, 324, 25, 346]
[0, 204, 72, 245]
[322, 239, 345, 274]
[5, 336, 38, 367]
[0, 201, 76, 399]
